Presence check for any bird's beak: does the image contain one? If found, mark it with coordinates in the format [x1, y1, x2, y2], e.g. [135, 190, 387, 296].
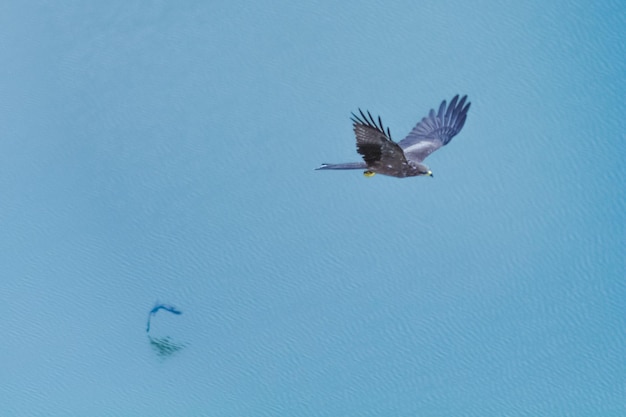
[427, 170, 433, 177]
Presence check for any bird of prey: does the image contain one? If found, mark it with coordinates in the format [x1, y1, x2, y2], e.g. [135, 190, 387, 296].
[316, 95, 470, 178]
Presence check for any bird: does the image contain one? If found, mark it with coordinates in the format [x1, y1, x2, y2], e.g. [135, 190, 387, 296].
[146, 303, 182, 333]
[316, 95, 470, 178]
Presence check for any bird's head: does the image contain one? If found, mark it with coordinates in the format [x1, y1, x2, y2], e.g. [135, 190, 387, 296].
[408, 161, 433, 178]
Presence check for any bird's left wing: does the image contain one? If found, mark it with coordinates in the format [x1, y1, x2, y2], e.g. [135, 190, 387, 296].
[351, 109, 407, 165]
[398, 95, 471, 162]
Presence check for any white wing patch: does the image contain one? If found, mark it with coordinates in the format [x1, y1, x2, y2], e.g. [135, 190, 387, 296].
[401, 141, 436, 154]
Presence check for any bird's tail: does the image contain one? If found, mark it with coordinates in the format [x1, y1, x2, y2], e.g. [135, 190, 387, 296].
[315, 162, 367, 170]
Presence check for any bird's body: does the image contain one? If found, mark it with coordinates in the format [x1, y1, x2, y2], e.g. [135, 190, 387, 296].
[316, 95, 470, 178]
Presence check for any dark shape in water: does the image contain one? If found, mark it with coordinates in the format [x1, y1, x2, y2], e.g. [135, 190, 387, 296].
[146, 302, 186, 359]
[146, 303, 182, 333]
[149, 335, 186, 358]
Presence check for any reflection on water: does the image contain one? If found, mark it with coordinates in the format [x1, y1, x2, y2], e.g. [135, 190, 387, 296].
[148, 335, 186, 358]
[146, 302, 186, 359]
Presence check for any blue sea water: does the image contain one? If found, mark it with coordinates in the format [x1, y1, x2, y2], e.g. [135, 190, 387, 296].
[1, 1, 625, 416]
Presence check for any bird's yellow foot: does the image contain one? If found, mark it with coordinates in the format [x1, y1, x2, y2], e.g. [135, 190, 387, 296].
[363, 170, 375, 177]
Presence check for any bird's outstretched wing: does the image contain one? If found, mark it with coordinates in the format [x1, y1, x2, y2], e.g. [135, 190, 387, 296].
[398, 95, 471, 163]
[146, 303, 182, 333]
[351, 109, 407, 166]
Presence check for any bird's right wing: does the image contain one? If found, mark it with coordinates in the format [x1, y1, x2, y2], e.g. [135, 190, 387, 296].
[398, 95, 470, 162]
[351, 109, 407, 165]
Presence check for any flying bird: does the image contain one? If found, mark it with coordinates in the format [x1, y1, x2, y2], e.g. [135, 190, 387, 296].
[316, 95, 470, 178]
[146, 303, 182, 333]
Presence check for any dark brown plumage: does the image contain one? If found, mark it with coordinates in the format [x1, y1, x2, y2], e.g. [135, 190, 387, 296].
[316, 95, 471, 178]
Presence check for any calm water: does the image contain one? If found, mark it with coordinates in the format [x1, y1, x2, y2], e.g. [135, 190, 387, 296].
[1, 1, 625, 416]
